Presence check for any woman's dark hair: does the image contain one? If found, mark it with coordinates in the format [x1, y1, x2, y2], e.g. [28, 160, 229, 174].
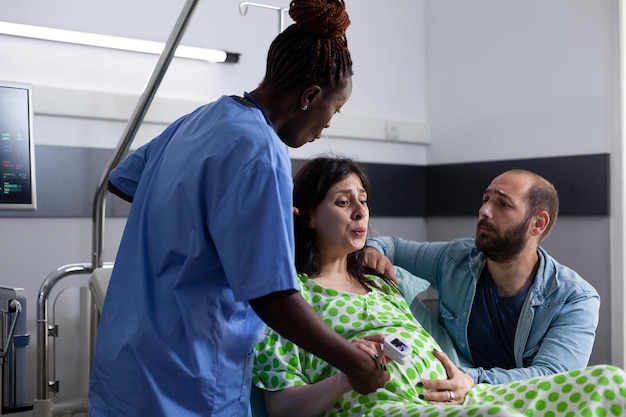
[293, 156, 397, 293]
[262, 0, 353, 94]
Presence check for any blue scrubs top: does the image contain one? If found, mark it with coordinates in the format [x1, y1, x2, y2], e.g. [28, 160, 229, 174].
[89, 96, 299, 417]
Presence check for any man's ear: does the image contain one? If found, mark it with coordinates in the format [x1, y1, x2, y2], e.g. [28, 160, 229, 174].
[300, 85, 322, 109]
[530, 211, 550, 237]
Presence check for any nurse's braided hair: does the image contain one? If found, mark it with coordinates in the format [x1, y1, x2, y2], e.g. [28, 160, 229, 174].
[262, 0, 353, 93]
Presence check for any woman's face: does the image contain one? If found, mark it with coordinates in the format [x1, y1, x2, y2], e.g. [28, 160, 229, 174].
[279, 77, 352, 148]
[309, 172, 369, 259]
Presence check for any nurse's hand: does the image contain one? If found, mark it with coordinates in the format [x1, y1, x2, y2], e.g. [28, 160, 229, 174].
[346, 334, 390, 394]
[350, 335, 388, 369]
[364, 247, 396, 281]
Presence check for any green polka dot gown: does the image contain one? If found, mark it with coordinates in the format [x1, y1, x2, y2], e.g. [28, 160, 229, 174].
[252, 274, 626, 416]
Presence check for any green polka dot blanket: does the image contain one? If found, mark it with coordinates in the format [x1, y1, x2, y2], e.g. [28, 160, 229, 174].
[252, 274, 626, 416]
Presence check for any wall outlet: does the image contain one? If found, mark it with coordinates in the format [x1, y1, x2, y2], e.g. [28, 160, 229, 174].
[385, 120, 400, 140]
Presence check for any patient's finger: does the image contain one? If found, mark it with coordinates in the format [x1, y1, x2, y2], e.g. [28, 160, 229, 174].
[352, 340, 378, 359]
[352, 337, 386, 366]
[361, 334, 385, 344]
[352, 338, 380, 357]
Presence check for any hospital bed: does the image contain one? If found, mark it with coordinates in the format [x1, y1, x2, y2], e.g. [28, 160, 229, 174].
[84, 266, 456, 417]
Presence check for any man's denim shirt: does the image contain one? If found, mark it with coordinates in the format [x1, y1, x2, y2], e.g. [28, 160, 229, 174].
[367, 237, 600, 384]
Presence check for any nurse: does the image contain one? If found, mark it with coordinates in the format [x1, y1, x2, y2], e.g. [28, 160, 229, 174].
[88, 1, 389, 416]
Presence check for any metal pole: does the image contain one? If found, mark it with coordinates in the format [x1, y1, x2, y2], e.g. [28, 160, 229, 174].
[239, 2, 288, 34]
[36, 264, 92, 401]
[92, 0, 203, 268]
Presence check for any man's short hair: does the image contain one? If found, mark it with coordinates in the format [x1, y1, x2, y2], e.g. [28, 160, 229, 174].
[510, 169, 560, 240]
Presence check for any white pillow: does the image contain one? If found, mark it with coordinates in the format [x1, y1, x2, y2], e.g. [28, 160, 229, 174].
[394, 266, 464, 366]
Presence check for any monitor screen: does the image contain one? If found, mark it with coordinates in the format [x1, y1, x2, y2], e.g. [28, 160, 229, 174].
[0, 81, 36, 210]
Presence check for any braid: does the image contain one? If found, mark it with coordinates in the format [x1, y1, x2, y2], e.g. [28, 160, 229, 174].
[289, 0, 351, 37]
[263, 0, 353, 93]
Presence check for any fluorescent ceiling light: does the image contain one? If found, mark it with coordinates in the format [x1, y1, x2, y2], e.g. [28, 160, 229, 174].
[0, 21, 239, 63]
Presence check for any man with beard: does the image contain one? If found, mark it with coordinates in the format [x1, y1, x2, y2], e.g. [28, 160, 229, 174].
[364, 169, 599, 387]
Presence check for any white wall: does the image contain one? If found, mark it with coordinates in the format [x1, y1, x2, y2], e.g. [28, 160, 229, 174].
[0, 0, 428, 135]
[424, 0, 617, 164]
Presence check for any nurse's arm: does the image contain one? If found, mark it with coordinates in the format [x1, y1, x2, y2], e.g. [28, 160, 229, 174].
[250, 290, 389, 395]
[263, 373, 351, 417]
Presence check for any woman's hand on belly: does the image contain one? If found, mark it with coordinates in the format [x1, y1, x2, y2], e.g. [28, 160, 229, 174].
[417, 349, 474, 405]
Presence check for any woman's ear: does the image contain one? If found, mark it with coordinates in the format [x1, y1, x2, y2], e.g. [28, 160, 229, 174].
[300, 85, 322, 110]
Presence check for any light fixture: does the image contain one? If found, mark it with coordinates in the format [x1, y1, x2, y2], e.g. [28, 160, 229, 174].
[0, 21, 239, 63]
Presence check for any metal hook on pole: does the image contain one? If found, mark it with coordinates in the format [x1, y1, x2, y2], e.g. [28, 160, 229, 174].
[239, 2, 288, 34]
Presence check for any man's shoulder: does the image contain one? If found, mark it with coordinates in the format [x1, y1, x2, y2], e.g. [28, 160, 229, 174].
[446, 238, 483, 259]
[418, 238, 483, 273]
[449, 237, 477, 249]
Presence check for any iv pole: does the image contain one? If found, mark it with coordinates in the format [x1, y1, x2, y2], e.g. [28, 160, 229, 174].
[239, 2, 288, 34]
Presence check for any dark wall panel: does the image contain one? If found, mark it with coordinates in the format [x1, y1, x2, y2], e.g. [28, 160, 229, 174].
[0, 146, 608, 218]
[0, 146, 113, 217]
[292, 159, 426, 217]
[426, 154, 609, 216]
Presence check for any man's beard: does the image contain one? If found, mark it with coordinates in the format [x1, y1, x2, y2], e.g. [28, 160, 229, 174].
[475, 216, 531, 263]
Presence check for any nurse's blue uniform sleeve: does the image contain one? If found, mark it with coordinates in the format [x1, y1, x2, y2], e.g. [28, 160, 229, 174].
[109, 118, 185, 198]
[209, 155, 298, 302]
[109, 148, 147, 198]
